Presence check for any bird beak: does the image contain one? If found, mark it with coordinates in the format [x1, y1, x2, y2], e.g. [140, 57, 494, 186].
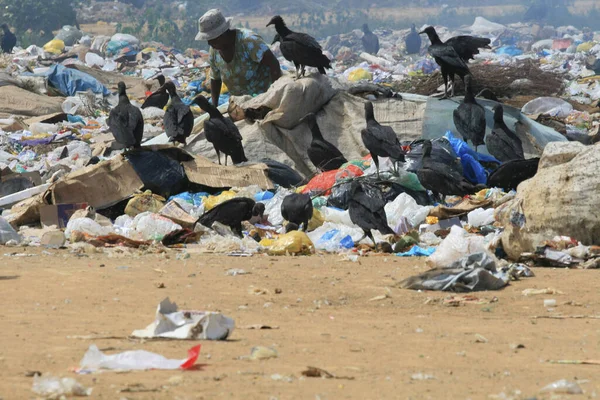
[418, 30, 425, 34]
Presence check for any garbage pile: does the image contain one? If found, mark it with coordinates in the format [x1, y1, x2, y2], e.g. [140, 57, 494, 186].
[1, 17, 600, 297]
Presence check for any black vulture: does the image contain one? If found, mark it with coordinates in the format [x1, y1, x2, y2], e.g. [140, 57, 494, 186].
[453, 75, 486, 151]
[197, 197, 262, 237]
[348, 180, 395, 245]
[445, 35, 491, 62]
[281, 193, 313, 232]
[301, 113, 348, 172]
[193, 95, 247, 165]
[361, 24, 379, 55]
[486, 105, 524, 162]
[416, 140, 486, 201]
[141, 75, 169, 110]
[487, 158, 540, 191]
[419, 26, 490, 98]
[267, 16, 331, 79]
[161, 81, 194, 145]
[361, 101, 405, 178]
[108, 82, 144, 149]
[1, 24, 16, 54]
[405, 24, 422, 55]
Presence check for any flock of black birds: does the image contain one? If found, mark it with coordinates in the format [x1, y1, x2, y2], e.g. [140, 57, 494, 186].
[104, 17, 543, 247]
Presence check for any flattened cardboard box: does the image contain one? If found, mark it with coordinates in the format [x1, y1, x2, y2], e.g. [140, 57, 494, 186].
[183, 155, 273, 190]
[49, 155, 144, 209]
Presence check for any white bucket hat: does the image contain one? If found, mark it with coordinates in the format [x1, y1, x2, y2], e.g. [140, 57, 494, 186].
[195, 9, 233, 41]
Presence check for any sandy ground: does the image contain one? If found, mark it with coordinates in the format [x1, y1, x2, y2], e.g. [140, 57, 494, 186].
[1, 246, 599, 399]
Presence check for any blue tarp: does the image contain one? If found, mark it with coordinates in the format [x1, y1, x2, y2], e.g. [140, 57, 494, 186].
[496, 46, 523, 56]
[46, 64, 111, 97]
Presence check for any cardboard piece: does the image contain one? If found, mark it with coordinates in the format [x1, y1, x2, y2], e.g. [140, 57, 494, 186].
[0, 85, 64, 118]
[40, 203, 89, 228]
[183, 155, 273, 190]
[159, 200, 197, 229]
[48, 154, 144, 209]
[5, 193, 45, 228]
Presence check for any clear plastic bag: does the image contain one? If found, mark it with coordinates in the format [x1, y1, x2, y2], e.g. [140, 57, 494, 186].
[384, 193, 431, 230]
[65, 218, 114, 238]
[427, 226, 488, 267]
[131, 212, 182, 241]
[0, 217, 21, 245]
[32, 375, 92, 398]
[467, 208, 496, 227]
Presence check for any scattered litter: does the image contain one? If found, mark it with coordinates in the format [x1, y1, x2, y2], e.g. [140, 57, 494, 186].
[78, 344, 201, 372]
[301, 366, 355, 380]
[540, 379, 583, 394]
[522, 288, 564, 296]
[410, 373, 436, 381]
[248, 346, 278, 361]
[131, 298, 234, 340]
[32, 375, 92, 398]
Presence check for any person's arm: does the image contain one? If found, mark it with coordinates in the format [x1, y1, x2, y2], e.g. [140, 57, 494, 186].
[260, 49, 282, 83]
[210, 79, 222, 107]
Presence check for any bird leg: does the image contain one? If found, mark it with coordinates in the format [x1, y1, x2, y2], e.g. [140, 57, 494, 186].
[225, 155, 228, 166]
[372, 153, 380, 179]
[301, 66, 306, 77]
[450, 75, 456, 97]
[303, 219, 309, 232]
[356, 232, 367, 244]
[367, 231, 376, 247]
[216, 149, 221, 165]
[439, 73, 449, 100]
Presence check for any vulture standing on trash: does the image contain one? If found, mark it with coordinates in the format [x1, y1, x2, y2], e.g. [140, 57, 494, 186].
[281, 193, 314, 232]
[361, 24, 379, 55]
[108, 81, 144, 149]
[193, 95, 248, 165]
[1, 24, 16, 54]
[141, 75, 169, 110]
[348, 180, 395, 246]
[161, 81, 194, 145]
[267, 16, 331, 79]
[487, 158, 540, 191]
[197, 197, 263, 237]
[361, 101, 405, 178]
[486, 104, 525, 162]
[419, 26, 490, 98]
[301, 113, 348, 172]
[416, 140, 486, 201]
[453, 75, 486, 151]
[405, 24, 422, 55]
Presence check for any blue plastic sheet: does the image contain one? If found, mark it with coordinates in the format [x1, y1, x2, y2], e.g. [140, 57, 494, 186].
[444, 131, 500, 185]
[168, 191, 208, 207]
[46, 64, 111, 97]
[396, 246, 436, 257]
[495, 46, 523, 56]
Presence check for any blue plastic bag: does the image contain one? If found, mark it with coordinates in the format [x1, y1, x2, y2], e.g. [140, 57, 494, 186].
[496, 46, 523, 56]
[444, 131, 500, 184]
[396, 245, 436, 257]
[46, 64, 111, 97]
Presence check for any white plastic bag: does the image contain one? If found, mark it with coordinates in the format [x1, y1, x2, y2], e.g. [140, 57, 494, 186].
[385, 193, 431, 230]
[110, 33, 140, 46]
[262, 188, 293, 226]
[467, 208, 496, 227]
[85, 52, 105, 68]
[79, 344, 200, 372]
[521, 97, 573, 118]
[307, 222, 363, 252]
[65, 218, 114, 238]
[131, 212, 182, 240]
[427, 226, 488, 267]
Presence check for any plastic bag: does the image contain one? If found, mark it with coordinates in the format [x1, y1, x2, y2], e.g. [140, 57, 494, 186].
[307, 208, 325, 231]
[308, 223, 362, 252]
[385, 193, 431, 230]
[0, 217, 21, 244]
[427, 226, 488, 267]
[203, 190, 237, 211]
[65, 218, 114, 239]
[125, 190, 166, 217]
[521, 97, 573, 118]
[131, 212, 182, 241]
[79, 344, 200, 372]
[110, 33, 140, 46]
[268, 231, 314, 255]
[541, 379, 583, 394]
[32, 375, 92, 398]
[85, 52, 105, 68]
[261, 188, 293, 226]
[467, 208, 496, 227]
[43, 39, 65, 55]
[444, 131, 499, 184]
[54, 25, 82, 46]
[348, 68, 373, 82]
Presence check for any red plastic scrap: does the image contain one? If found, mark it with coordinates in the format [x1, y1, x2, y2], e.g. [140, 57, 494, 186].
[180, 344, 202, 370]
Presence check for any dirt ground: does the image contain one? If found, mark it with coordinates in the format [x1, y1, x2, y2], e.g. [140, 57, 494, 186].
[1, 246, 599, 399]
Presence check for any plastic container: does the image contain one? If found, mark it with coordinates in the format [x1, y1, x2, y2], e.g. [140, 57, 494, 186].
[0, 217, 21, 244]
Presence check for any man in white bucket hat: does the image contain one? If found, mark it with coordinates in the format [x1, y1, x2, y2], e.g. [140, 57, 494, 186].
[196, 9, 281, 107]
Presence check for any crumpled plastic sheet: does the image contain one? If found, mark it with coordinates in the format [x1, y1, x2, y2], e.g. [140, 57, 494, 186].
[396, 245, 436, 257]
[400, 252, 510, 292]
[44, 64, 111, 97]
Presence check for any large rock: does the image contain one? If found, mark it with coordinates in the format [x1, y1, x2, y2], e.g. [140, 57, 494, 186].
[498, 142, 600, 259]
